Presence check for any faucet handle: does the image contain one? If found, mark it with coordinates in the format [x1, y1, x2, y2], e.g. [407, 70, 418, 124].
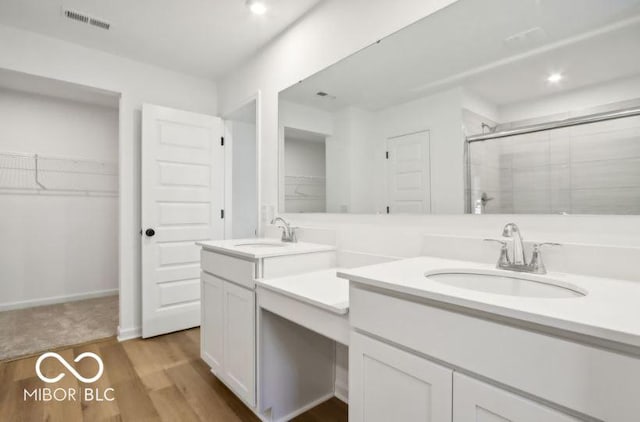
[529, 242, 561, 274]
[484, 238, 510, 268]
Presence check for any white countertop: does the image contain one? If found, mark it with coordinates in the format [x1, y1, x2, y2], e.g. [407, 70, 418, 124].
[256, 268, 349, 315]
[196, 238, 335, 259]
[338, 257, 640, 349]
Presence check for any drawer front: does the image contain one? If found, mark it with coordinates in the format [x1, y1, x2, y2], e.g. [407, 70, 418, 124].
[201, 250, 255, 288]
[350, 284, 640, 421]
[453, 373, 578, 422]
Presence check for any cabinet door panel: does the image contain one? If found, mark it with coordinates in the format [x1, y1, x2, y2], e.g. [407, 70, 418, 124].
[350, 332, 452, 422]
[201, 272, 224, 373]
[453, 373, 579, 422]
[223, 281, 256, 407]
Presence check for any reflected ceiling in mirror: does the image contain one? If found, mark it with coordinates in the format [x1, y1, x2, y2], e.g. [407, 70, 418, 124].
[278, 0, 640, 215]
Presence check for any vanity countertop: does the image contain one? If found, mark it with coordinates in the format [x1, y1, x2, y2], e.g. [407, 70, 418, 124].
[338, 257, 640, 349]
[256, 268, 349, 315]
[196, 238, 335, 259]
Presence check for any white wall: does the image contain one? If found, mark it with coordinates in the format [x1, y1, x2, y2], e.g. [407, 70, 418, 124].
[231, 120, 258, 238]
[0, 88, 118, 161]
[284, 138, 326, 178]
[0, 88, 118, 310]
[335, 107, 377, 214]
[0, 24, 218, 338]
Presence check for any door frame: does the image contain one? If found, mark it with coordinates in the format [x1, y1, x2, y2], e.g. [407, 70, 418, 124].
[384, 129, 432, 214]
[222, 91, 262, 238]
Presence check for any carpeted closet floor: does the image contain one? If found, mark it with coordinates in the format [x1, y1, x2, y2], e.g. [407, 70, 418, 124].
[0, 295, 118, 361]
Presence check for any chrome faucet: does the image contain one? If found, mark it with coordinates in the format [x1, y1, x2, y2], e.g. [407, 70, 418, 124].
[485, 223, 560, 274]
[502, 223, 527, 265]
[271, 217, 297, 243]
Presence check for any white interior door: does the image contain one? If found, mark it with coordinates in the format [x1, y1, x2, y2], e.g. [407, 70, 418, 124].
[142, 104, 224, 338]
[386, 130, 431, 214]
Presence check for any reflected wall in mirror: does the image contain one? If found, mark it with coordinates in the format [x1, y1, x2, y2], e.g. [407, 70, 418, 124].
[278, 0, 640, 215]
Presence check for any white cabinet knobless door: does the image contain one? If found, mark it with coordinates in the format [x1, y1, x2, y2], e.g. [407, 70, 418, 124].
[453, 373, 579, 422]
[350, 332, 452, 422]
[223, 281, 256, 407]
[141, 104, 225, 338]
[201, 273, 224, 374]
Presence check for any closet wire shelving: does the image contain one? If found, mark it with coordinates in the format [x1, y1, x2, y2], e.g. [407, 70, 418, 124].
[0, 151, 118, 197]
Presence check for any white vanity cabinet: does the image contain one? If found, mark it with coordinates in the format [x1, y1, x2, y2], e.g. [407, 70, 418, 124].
[453, 374, 578, 422]
[201, 271, 256, 406]
[350, 330, 579, 422]
[198, 241, 336, 412]
[347, 282, 640, 422]
[350, 331, 452, 422]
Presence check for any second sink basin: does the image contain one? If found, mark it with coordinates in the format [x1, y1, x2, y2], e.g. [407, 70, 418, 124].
[425, 269, 586, 299]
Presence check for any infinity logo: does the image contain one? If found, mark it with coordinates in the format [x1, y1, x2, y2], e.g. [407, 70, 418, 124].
[35, 352, 104, 384]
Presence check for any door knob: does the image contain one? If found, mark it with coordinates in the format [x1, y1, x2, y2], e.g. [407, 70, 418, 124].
[145, 228, 156, 237]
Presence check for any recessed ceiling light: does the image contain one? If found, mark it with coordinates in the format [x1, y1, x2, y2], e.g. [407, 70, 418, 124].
[547, 73, 563, 83]
[247, 0, 267, 15]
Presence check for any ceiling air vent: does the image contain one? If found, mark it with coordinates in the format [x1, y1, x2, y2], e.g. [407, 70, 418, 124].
[64, 9, 89, 24]
[62, 8, 111, 31]
[89, 18, 110, 30]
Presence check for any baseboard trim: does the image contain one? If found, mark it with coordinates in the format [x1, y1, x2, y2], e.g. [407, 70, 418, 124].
[334, 388, 349, 404]
[0, 288, 118, 312]
[117, 326, 141, 342]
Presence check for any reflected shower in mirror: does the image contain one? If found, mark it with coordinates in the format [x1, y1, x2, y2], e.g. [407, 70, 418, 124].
[278, 0, 640, 215]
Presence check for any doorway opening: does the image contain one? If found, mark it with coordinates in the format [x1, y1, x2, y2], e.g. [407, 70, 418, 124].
[0, 68, 120, 361]
[225, 97, 259, 238]
[283, 127, 327, 213]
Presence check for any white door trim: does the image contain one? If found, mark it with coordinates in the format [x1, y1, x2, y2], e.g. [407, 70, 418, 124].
[222, 91, 262, 237]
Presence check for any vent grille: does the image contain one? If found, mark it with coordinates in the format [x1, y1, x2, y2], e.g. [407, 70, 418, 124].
[64, 9, 89, 24]
[63, 8, 110, 31]
[89, 18, 110, 30]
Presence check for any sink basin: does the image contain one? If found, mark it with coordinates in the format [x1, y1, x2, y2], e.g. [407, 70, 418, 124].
[425, 269, 586, 299]
[234, 242, 287, 248]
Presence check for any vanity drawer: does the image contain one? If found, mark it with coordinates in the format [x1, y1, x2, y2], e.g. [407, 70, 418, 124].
[350, 284, 640, 422]
[201, 250, 256, 288]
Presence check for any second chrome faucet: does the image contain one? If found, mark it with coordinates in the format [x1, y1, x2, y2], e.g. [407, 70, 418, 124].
[485, 223, 560, 274]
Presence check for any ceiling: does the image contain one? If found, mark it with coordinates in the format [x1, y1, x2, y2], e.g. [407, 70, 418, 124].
[0, 0, 322, 79]
[281, 0, 640, 111]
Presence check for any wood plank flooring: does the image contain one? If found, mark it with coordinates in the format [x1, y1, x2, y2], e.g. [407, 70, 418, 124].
[0, 328, 347, 422]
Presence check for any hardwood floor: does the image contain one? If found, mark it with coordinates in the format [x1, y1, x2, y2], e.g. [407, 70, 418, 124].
[0, 328, 347, 422]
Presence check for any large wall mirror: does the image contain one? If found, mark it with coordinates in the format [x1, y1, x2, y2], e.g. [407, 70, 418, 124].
[278, 0, 640, 215]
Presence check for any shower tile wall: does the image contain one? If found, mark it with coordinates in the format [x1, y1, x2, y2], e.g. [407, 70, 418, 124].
[469, 115, 640, 214]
